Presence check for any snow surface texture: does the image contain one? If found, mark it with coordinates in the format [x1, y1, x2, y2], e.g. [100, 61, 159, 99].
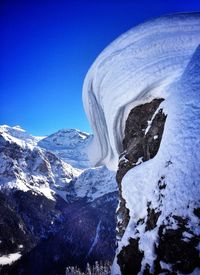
[83, 12, 200, 171]
[38, 129, 92, 169]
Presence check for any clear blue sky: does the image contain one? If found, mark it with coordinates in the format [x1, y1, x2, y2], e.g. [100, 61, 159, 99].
[1, 0, 200, 135]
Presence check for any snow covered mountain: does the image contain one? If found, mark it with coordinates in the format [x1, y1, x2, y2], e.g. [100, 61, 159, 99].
[0, 125, 38, 147]
[0, 125, 118, 274]
[72, 165, 117, 202]
[83, 13, 200, 274]
[0, 125, 78, 200]
[38, 129, 92, 169]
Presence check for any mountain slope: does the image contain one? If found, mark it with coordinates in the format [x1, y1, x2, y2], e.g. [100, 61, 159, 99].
[0, 125, 78, 200]
[0, 125, 118, 274]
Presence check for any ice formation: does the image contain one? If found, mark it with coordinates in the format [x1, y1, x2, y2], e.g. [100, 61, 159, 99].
[83, 12, 200, 170]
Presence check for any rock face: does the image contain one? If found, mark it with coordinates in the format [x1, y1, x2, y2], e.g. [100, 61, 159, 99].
[116, 99, 166, 239]
[0, 126, 118, 274]
[115, 99, 168, 273]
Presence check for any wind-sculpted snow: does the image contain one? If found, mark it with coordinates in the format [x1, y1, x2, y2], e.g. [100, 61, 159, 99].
[112, 41, 200, 275]
[83, 13, 200, 170]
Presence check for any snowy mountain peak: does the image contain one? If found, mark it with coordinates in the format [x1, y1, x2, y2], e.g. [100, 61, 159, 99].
[0, 125, 80, 199]
[12, 125, 25, 131]
[0, 125, 38, 148]
[38, 128, 92, 169]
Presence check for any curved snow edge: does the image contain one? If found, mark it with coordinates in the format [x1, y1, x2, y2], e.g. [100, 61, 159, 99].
[82, 12, 200, 171]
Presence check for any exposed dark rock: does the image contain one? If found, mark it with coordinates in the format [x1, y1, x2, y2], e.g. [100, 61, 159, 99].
[158, 176, 166, 190]
[116, 196, 130, 242]
[117, 238, 144, 275]
[155, 216, 200, 274]
[117, 98, 166, 184]
[145, 204, 161, 231]
[115, 95, 200, 274]
[143, 264, 152, 275]
[116, 98, 166, 239]
[194, 208, 200, 219]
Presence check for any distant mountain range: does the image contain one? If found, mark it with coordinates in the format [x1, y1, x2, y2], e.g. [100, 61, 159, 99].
[0, 125, 118, 275]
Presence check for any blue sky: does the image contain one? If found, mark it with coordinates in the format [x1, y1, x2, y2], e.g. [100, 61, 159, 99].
[1, 0, 200, 135]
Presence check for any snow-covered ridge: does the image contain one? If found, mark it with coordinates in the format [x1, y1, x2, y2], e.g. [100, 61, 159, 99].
[0, 125, 38, 148]
[83, 12, 200, 170]
[0, 125, 117, 202]
[0, 125, 80, 200]
[38, 128, 92, 169]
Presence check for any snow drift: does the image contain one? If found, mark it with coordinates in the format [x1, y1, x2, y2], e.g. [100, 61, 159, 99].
[83, 13, 200, 170]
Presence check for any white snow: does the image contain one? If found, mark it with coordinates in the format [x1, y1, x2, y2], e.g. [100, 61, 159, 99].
[0, 125, 38, 149]
[144, 107, 161, 135]
[0, 125, 79, 201]
[86, 220, 101, 257]
[38, 129, 92, 169]
[114, 44, 200, 272]
[73, 165, 117, 201]
[0, 252, 21, 266]
[82, 12, 200, 274]
[83, 13, 200, 171]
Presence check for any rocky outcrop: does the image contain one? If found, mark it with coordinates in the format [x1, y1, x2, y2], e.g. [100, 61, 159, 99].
[115, 95, 200, 274]
[116, 99, 166, 239]
[155, 216, 200, 274]
[82, 12, 200, 275]
[115, 90, 200, 274]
